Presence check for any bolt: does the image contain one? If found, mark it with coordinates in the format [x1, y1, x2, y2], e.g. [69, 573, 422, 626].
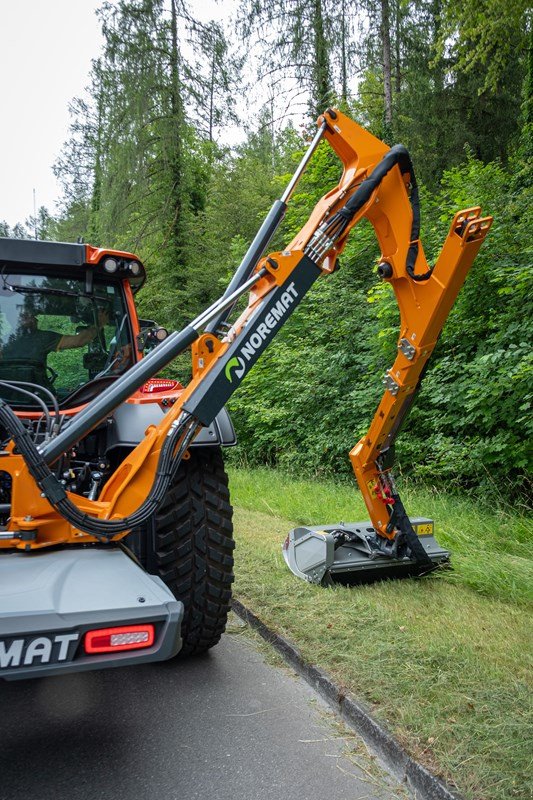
[138, 596, 146, 604]
[377, 261, 393, 279]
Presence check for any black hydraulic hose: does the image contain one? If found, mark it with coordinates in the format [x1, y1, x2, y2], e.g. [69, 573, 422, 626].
[311, 144, 432, 281]
[0, 382, 51, 438]
[341, 144, 414, 219]
[0, 399, 197, 540]
[387, 493, 434, 567]
[41, 324, 198, 464]
[12, 380, 60, 432]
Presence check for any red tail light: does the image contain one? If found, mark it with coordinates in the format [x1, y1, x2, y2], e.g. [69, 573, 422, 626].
[140, 379, 181, 393]
[84, 624, 155, 654]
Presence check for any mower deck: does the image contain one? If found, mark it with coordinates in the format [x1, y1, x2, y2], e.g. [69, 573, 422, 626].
[0, 546, 182, 680]
[283, 518, 449, 585]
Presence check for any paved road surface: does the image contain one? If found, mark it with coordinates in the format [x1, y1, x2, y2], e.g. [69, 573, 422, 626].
[1, 618, 403, 800]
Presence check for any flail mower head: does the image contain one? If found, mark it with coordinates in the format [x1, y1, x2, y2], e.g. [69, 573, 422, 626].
[282, 518, 450, 585]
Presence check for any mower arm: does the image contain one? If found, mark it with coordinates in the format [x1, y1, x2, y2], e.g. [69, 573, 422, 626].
[1, 109, 492, 558]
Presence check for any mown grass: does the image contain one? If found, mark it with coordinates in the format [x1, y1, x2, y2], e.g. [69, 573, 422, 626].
[228, 467, 533, 800]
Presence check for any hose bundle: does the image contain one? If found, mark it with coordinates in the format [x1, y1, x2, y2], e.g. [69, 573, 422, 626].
[0, 399, 197, 541]
[305, 144, 432, 281]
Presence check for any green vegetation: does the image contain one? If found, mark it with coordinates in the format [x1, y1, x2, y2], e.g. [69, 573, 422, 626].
[2, 0, 530, 495]
[227, 152, 532, 493]
[229, 466, 533, 800]
[229, 467, 533, 605]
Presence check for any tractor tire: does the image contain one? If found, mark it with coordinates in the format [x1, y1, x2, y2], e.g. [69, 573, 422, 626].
[129, 447, 234, 656]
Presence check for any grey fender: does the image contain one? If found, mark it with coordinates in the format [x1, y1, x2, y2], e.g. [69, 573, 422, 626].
[106, 401, 236, 453]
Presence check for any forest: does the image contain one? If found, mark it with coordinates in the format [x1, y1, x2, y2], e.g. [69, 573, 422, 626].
[2, 0, 531, 497]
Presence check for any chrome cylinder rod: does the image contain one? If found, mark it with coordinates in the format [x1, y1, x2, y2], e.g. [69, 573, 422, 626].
[42, 122, 328, 462]
[205, 120, 327, 334]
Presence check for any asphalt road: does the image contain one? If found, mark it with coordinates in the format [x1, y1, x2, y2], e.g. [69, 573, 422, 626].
[0, 618, 402, 800]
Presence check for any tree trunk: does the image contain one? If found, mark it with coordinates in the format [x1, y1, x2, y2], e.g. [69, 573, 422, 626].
[312, 0, 332, 116]
[209, 47, 216, 144]
[394, 0, 401, 98]
[169, 0, 184, 263]
[341, 0, 348, 103]
[381, 0, 393, 141]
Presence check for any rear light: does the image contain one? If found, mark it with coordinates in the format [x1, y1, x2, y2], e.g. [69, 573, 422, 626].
[84, 624, 155, 654]
[140, 378, 181, 393]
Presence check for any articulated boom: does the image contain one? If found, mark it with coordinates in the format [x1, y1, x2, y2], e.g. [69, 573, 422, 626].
[2, 109, 491, 558]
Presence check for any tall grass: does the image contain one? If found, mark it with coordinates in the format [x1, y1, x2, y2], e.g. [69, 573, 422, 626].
[228, 467, 533, 606]
[228, 467, 533, 800]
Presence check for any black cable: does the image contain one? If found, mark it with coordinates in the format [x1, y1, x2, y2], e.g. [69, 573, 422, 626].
[5, 381, 61, 438]
[52, 420, 197, 539]
[35, 413, 45, 443]
[306, 144, 432, 281]
[0, 382, 51, 439]
[15, 380, 60, 431]
[386, 494, 434, 567]
[0, 400, 197, 541]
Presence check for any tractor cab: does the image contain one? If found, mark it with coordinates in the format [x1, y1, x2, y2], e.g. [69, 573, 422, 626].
[0, 238, 145, 409]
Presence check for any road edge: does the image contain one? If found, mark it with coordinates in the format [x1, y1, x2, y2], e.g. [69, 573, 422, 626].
[232, 597, 463, 800]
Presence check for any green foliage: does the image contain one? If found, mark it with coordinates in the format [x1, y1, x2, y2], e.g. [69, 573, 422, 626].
[438, 0, 530, 95]
[32, 0, 531, 497]
[229, 467, 533, 800]
[229, 150, 532, 494]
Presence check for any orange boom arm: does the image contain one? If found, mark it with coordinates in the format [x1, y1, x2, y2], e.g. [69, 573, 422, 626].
[0, 109, 491, 560]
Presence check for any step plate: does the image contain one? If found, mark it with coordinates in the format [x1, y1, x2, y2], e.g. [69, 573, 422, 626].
[0, 547, 183, 680]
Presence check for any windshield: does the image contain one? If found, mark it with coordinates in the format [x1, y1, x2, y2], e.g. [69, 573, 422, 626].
[0, 273, 134, 406]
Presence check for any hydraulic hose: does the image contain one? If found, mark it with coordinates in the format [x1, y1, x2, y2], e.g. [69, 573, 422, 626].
[0, 382, 51, 439]
[0, 400, 197, 541]
[305, 144, 432, 281]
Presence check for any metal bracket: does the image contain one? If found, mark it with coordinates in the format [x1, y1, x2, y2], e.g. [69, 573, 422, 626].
[383, 374, 400, 396]
[398, 337, 416, 360]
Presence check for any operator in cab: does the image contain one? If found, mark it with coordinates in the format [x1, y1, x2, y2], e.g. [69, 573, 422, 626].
[4, 307, 109, 357]
[0, 305, 109, 388]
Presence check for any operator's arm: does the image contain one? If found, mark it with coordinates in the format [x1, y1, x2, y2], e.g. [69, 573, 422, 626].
[57, 310, 108, 351]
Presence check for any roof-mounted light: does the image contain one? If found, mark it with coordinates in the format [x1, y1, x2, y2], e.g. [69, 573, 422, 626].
[103, 257, 119, 273]
[129, 260, 142, 276]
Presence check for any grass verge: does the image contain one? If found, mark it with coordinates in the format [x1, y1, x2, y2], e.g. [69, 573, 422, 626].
[228, 466, 533, 800]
